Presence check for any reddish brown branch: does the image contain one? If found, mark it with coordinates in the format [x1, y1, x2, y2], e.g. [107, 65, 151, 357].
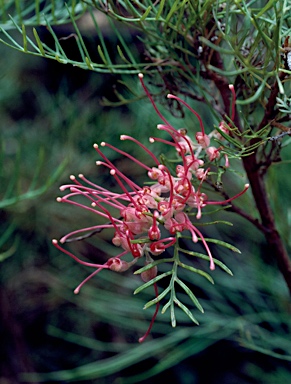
[207, 58, 291, 296]
[242, 153, 291, 295]
[242, 73, 291, 296]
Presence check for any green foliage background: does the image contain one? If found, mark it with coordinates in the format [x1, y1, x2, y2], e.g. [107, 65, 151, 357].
[1, 1, 291, 383]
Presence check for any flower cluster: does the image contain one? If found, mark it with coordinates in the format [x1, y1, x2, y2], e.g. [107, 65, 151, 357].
[53, 74, 248, 341]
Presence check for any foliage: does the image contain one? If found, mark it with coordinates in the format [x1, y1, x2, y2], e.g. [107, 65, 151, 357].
[19, 252, 291, 383]
[1, 0, 291, 383]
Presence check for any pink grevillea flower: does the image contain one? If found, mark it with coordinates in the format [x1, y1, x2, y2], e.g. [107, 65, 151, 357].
[206, 146, 221, 161]
[53, 74, 248, 341]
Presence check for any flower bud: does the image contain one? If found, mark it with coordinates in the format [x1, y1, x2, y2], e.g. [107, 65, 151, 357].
[141, 265, 158, 282]
[206, 146, 220, 161]
[107, 258, 130, 272]
[196, 132, 210, 148]
[141, 255, 158, 282]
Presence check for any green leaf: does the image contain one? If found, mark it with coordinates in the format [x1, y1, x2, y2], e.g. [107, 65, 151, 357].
[155, 0, 166, 20]
[174, 298, 199, 325]
[175, 277, 204, 313]
[97, 45, 108, 65]
[0, 222, 16, 248]
[236, 77, 268, 105]
[21, 23, 27, 51]
[0, 238, 18, 262]
[107, 17, 137, 65]
[117, 45, 130, 64]
[203, 238, 241, 253]
[199, 36, 235, 54]
[33, 27, 45, 56]
[179, 248, 233, 276]
[214, 124, 244, 148]
[133, 271, 172, 294]
[134, 258, 174, 275]
[180, 236, 241, 253]
[143, 285, 171, 309]
[170, 297, 176, 327]
[65, 3, 92, 62]
[21, 328, 195, 382]
[0, 155, 67, 209]
[140, 6, 152, 21]
[177, 261, 214, 284]
[161, 300, 171, 314]
[256, 0, 277, 18]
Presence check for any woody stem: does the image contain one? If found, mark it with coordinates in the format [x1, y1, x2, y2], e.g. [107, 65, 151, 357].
[209, 59, 291, 296]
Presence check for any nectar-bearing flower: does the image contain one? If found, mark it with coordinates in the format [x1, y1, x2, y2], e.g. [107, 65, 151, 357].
[53, 74, 249, 341]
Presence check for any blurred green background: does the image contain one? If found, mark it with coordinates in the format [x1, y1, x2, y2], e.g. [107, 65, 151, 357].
[1, 20, 291, 384]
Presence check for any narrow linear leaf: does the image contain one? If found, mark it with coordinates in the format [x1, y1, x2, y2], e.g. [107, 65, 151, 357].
[55, 55, 68, 64]
[113, 88, 127, 102]
[0, 239, 18, 262]
[107, 17, 137, 65]
[207, 64, 253, 77]
[21, 328, 194, 382]
[194, 220, 233, 227]
[155, 0, 166, 20]
[134, 271, 172, 294]
[164, 0, 179, 24]
[97, 45, 108, 65]
[236, 78, 268, 105]
[117, 45, 130, 64]
[85, 56, 93, 70]
[0, 222, 16, 248]
[174, 298, 199, 325]
[134, 258, 174, 274]
[140, 6, 152, 21]
[179, 248, 233, 276]
[143, 285, 171, 309]
[65, 3, 92, 62]
[47, 325, 127, 353]
[170, 300, 176, 327]
[175, 277, 204, 313]
[161, 300, 171, 314]
[22, 24, 27, 52]
[90, 9, 112, 65]
[215, 125, 243, 148]
[8, 15, 47, 54]
[251, 11, 274, 46]
[44, 17, 68, 59]
[275, 73, 284, 95]
[0, 158, 67, 209]
[33, 28, 45, 56]
[203, 238, 241, 253]
[0, 22, 23, 50]
[180, 236, 241, 253]
[177, 261, 214, 284]
[199, 36, 235, 54]
[241, 342, 291, 362]
[124, 0, 143, 17]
